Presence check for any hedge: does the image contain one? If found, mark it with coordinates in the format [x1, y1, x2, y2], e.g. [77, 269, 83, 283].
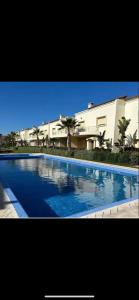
[0, 148, 13, 153]
[3, 146, 139, 166]
[130, 152, 139, 165]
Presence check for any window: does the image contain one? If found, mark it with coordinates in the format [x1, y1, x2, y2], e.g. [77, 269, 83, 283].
[52, 128, 56, 135]
[97, 116, 107, 127]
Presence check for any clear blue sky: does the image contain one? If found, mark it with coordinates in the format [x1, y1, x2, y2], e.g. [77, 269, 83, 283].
[0, 82, 138, 134]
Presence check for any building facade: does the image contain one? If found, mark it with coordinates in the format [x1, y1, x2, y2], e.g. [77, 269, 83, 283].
[16, 95, 139, 151]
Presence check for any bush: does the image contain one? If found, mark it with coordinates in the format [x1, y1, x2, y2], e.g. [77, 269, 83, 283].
[117, 152, 130, 163]
[105, 152, 119, 163]
[74, 150, 93, 160]
[124, 146, 136, 152]
[130, 152, 139, 165]
[14, 146, 41, 153]
[10, 146, 138, 166]
[0, 148, 13, 153]
[74, 150, 113, 162]
[42, 148, 74, 158]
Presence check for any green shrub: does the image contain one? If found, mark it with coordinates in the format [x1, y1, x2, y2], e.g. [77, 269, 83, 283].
[74, 150, 111, 162]
[10, 146, 137, 166]
[92, 150, 106, 162]
[42, 148, 74, 158]
[117, 152, 131, 163]
[14, 146, 41, 153]
[74, 150, 93, 160]
[0, 148, 13, 153]
[105, 152, 119, 163]
[130, 152, 139, 165]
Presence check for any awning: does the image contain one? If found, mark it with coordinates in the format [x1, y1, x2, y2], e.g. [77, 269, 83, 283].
[86, 136, 97, 141]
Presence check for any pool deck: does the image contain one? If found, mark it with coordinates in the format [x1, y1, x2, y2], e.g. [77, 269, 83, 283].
[0, 184, 18, 218]
[80, 199, 139, 218]
[0, 197, 138, 218]
[0, 153, 138, 218]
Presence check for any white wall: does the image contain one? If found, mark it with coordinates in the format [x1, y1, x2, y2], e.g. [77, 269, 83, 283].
[125, 97, 139, 139]
[19, 129, 30, 142]
[49, 119, 67, 138]
[38, 123, 50, 141]
[75, 101, 117, 145]
[113, 99, 125, 145]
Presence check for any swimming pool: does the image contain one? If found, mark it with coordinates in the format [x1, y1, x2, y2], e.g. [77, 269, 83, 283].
[0, 154, 138, 217]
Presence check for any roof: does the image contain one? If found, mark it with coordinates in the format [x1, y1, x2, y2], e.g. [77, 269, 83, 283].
[18, 119, 59, 132]
[39, 119, 59, 126]
[47, 119, 59, 124]
[39, 117, 74, 126]
[75, 98, 115, 115]
[76, 95, 139, 115]
[126, 95, 139, 101]
[86, 136, 97, 141]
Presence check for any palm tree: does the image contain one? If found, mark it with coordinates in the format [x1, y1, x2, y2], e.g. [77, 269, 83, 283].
[49, 138, 57, 149]
[106, 138, 112, 151]
[45, 134, 49, 148]
[56, 117, 80, 151]
[5, 134, 11, 147]
[30, 127, 44, 146]
[118, 116, 131, 149]
[8, 131, 19, 147]
[42, 137, 45, 147]
[97, 131, 106, 148]
[23, 140, 28, 147]
[20, 139, 24, 147]
[126, 130, 137, 148]
[0, 134, 2, 147]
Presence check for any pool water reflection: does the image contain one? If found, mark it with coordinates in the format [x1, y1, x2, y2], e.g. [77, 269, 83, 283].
[0, 157, 138, 217]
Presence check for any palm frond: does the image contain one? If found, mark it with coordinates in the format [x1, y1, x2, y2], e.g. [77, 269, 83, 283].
[133, 130, 137, 140]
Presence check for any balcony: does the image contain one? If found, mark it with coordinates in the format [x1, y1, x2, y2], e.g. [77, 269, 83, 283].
[51, 126, 99, 138]
[51, 129, 67, 138]
[27, 136, 37, 141]
[75, 126, 99, 136]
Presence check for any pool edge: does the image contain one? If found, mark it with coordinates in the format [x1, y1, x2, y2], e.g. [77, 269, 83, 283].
[0, 179, 28, 219]
[66, 197, 139, 218]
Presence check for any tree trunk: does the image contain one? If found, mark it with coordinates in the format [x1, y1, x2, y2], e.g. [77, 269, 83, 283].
[42, 138, 45, 147]
[37, 135, 39, 146]
[67, 131, 71, 151]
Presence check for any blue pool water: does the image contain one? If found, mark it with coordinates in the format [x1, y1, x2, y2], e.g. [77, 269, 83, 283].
[0, 156, 138, 217]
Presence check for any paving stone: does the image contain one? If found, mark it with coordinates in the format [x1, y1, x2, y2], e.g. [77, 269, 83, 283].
[82, 200, 139, 218]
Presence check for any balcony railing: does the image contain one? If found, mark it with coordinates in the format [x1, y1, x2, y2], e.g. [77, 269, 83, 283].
[51, 126, 99, 137]
[75, 126, 99, 136]
[52, 129, 67, 137]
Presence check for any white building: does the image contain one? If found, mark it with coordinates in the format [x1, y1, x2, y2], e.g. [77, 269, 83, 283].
[16, 95, 139, 151]
[74, 95, 139, 150]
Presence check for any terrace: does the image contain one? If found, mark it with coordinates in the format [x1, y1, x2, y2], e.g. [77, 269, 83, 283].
[74, 125, 99, 136]
[51, 125, 99, 138]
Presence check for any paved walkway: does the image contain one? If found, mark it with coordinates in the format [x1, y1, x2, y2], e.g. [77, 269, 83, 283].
[81, 199, 139, 218]
[0, 196, 138, 218]
[0, 184, 18, 218]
